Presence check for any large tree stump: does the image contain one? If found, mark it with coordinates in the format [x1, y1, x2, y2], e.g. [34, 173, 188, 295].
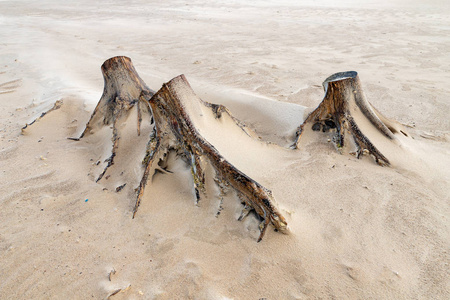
[75, 56, 288, 242]
[293, 71, 408, 165]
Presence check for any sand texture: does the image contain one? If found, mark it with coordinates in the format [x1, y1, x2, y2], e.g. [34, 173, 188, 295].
[0, 0, 449, 299]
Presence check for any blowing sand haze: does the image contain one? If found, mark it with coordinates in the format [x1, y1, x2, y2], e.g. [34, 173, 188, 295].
[0, 0, 449, 299]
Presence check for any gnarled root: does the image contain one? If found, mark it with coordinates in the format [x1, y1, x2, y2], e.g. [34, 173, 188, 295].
[293, 71, 406, 166]
[135, 75, 288, 241]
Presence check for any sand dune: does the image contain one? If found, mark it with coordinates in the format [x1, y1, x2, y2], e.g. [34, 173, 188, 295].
[1, 0, 449, 299]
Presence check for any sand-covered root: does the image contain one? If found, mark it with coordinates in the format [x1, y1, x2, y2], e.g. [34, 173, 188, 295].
[293, 71, 409, 166]
[72, 56, 287, 242]
[21, 99, 63, 132]
[136, 75, 288, 241]
[199, 98, 260, 140]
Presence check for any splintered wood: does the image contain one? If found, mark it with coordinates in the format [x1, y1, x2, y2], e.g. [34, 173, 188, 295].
[75, 56, 288, 242]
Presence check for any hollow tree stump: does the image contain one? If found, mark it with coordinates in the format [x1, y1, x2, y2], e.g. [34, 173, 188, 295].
[74, 56, 288, 242]
[293, 71, 407, 166]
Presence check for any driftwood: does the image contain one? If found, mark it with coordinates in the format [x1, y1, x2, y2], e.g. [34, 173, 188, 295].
[293, 71, 407, 165]
[74, 56, 288, 242]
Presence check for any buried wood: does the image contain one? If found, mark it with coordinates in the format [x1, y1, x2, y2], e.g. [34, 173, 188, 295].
[73, 56, 288, 242]
[292, 71, 408, 166]
[21, 100, 63, 132]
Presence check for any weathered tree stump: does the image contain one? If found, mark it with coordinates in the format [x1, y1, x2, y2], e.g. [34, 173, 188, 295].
[21, 100, 63, 131]
[75, 56, 288, 242]
[293, 71, 407, 165]
[70, 56, 155, 181]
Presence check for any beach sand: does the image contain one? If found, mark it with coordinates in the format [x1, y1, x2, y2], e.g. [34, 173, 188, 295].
[0, 0, 449, 299]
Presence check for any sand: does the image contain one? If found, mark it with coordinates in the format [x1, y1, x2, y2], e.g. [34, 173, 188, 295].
[0, 0, 449, 299]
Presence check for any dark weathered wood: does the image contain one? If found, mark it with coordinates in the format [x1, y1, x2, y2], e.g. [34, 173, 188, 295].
[293, 71, 405, 166]
[75, 56, 287, 242]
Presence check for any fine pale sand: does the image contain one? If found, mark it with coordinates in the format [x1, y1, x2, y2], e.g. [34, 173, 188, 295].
[1, 0, 449, 299]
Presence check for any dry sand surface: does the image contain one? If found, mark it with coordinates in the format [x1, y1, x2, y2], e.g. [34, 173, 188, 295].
[1, 0, 449, 299]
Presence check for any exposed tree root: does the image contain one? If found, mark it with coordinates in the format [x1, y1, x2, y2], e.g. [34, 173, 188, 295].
[21, 100, 63, 132]
[73, 56, 287, 242]
[200, 99, 259, 139]
[293, 71, 407, 166]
